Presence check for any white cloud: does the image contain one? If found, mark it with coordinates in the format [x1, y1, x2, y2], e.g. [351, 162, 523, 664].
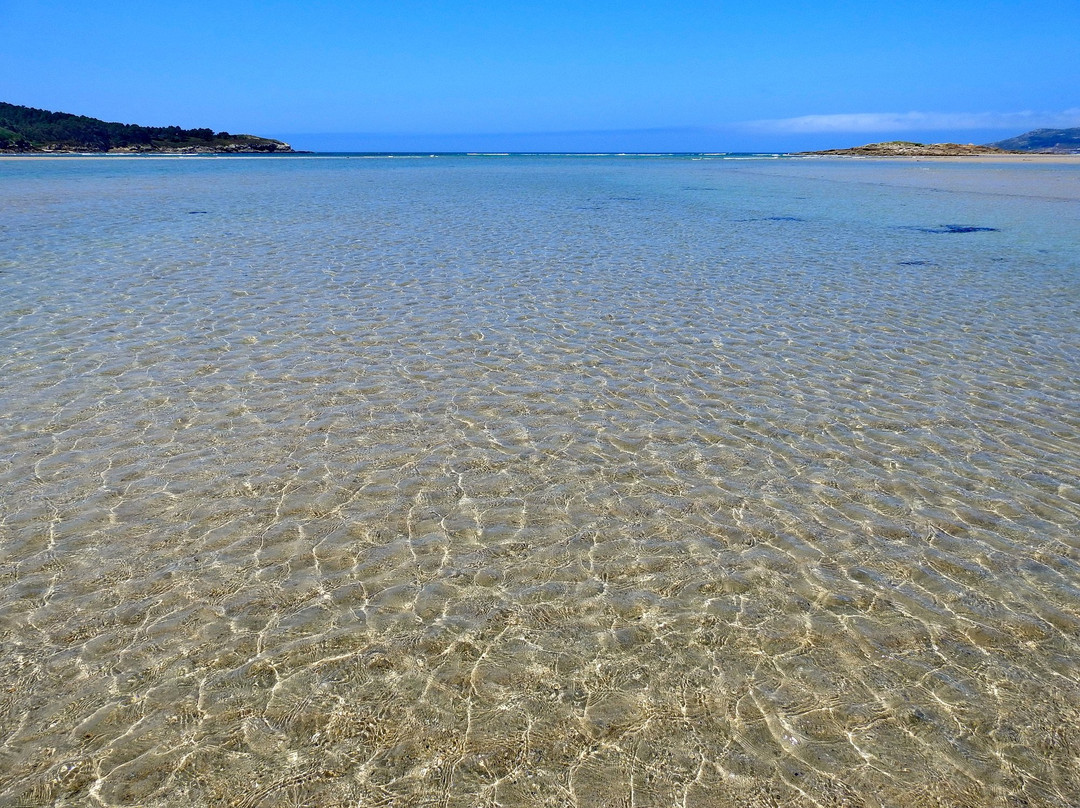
[743, 109, 1080, 134]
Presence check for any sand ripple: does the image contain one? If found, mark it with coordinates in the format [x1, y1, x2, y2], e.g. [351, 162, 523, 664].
[1, 156, 1079, 807]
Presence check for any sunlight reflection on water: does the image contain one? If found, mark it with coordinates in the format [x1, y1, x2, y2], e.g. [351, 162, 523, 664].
[1, 155, 1079, 807]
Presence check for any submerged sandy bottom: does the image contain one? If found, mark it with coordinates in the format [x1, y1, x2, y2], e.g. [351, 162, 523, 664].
[1, 156, 1079, 807]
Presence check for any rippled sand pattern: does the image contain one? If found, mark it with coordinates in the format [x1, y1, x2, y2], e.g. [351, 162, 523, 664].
[2, 156, 1079, 807]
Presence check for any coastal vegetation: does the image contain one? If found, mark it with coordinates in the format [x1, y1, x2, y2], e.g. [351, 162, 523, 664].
[0, 102, 292, 153]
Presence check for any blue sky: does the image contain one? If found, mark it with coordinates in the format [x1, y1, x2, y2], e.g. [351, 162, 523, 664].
[2, 0, 1078, 151]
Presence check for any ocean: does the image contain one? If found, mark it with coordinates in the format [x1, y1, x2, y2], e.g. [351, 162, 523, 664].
[2, 154, 1079, 807]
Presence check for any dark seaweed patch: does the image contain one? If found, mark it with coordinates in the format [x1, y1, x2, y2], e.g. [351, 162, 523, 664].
[737, 215, 807, 223]
[903, 224, 999, 234]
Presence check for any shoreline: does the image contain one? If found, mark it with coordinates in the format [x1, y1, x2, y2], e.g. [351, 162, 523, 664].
[0, 152, 306, 160]
[3, 152, 1079, 164]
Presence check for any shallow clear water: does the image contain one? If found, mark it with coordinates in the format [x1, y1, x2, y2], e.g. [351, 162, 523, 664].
[1, 155, 1079, 807]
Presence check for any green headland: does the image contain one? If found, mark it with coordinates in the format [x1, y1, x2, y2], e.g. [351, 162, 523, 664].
[0, 102, 293, 154]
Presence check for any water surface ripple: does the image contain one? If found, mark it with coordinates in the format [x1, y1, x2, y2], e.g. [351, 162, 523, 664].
[1, 156, 1079, 807]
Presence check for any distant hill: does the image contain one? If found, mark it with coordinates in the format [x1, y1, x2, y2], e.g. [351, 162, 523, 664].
[0, 102, 293, 153]
[988, 128, 1080, 154]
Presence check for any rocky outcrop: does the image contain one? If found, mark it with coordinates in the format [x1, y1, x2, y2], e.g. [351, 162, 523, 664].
[795, 141, 1017, 157]
[103, 137, 293, 155]
[217, 138, 293, 153]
